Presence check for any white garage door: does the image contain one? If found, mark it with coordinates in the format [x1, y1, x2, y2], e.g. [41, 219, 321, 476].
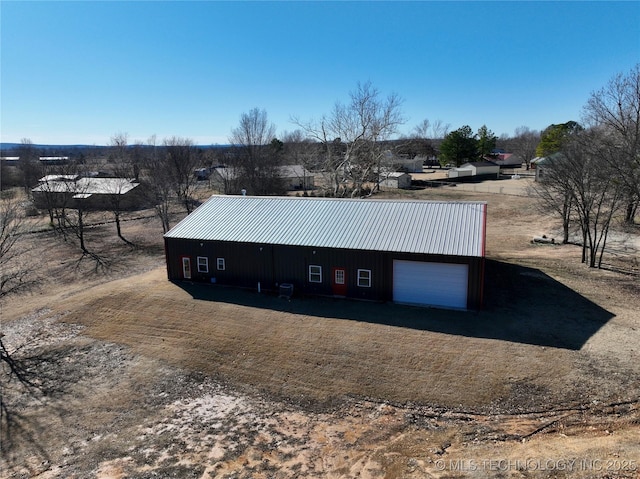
[393, 260, 468, 309]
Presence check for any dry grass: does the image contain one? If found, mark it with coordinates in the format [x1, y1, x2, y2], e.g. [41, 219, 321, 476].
[55, 270, 547, 409]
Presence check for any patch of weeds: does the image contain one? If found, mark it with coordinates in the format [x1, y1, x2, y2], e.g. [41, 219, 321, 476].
[494, 381, 553, 414]
[159, 454, 180, 467]
[130, 447, 159, 467]
[165, 439, 188, 457]
[129, 464, 205, 479]
[279, 450, 297, 462]
[404, 411, 442, 430]
[85, 440, 129, 465]
[257, 458, 280, 473]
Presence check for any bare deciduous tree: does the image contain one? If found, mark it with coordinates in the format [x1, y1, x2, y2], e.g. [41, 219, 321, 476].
[412, 118, 450, 140]
[511, 126, 540, 170]
[138, 135, 200, 232]
[33, 160, 80, 237]
[281, 130, 318, 194]
[281, 130, 316, 165]
[230, 108, 277, 155]
[291, 116, 348, 196]
[108, 133, 135, 245]
[0, 198, 39, 300]
[228, 108, 283, 195]
[531, 152, 574, 245]
[16, 139, 41, 192]
[533, 129, 625, 268]
[163, 136, 200, 213]
[393, 119, 442, 164]
[583, 64, 640, 223]
[0, 197, 43, 438]
[294, 81, 405, 197]
[141, 135, 173, 233]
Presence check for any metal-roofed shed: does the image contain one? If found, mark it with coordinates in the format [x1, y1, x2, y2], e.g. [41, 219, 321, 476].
[31, 177, 143, 210]
[448, 161, 500, 180]
[164, 195, 487, 310]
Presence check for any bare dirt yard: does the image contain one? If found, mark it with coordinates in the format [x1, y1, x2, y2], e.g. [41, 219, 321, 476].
[2, 179, 639, 478]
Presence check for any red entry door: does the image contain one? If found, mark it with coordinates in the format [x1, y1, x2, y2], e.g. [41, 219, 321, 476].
[331, 267, 347, 296]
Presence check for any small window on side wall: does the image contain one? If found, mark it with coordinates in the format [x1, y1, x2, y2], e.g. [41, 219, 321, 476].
[357, 269, 371, 287]
[309, 265, 322, 283]
[217, 258, 225, 271]
[197, 256, 209, 273]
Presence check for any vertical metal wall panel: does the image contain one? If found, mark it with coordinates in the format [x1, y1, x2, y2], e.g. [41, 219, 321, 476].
[165, 235, 485, 309]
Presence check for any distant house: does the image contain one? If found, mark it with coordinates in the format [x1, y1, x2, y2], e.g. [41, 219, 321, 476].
[448, 161, 500, 179]
[277, 165, 314, 190]
[530, 157, 545, 169]
[0, 156, 20, 166]
[532, 156, 556, 181]
[31, 176, 143, 210]
[164, 196, 487, 310]
[0, 156, 69, 166]
[194, 167, 211, 181]
[211, 165, 314, 192]
[380, 150, 424, 173]
[39, 156, 69, 166]
[415, 155, 440, 167]
[447, 166, 473, 179]
[379, 171, 412, 189]
[491, 153, 523, 168]
[393, 157, 424, 173]
[210, 167, 237, 192]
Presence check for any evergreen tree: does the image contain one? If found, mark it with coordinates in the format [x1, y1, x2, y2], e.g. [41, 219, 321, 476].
[438, 126, 478, 167]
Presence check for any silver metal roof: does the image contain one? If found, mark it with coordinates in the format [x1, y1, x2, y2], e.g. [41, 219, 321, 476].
[165, 196, 487, 257]
[32, 177, 138, 195]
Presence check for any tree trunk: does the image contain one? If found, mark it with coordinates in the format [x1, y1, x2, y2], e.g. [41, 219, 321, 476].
[597, 228, 610, 269]
[157, 203, 171, 233]
[562, 196, 571, 244]
[115, 211, 133, 245]
[586, 227, 597, 268]
[625, 201, 638, 224]
[589, 244, 597, 268]
[115, 212, 122, 240]
[78, 208, 87, 253]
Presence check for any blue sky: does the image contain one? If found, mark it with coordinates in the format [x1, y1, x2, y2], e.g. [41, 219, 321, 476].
[2, 1, 639, 146]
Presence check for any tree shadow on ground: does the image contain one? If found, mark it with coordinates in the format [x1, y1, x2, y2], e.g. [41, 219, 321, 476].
[176, 259, 614, 351]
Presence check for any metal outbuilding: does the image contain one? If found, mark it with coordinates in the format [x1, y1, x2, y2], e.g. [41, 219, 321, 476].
[31, 177, 142, 210]
[379, 171, 412, 189]
[448, 161, 500, 179]
[164, 195, 487, 310]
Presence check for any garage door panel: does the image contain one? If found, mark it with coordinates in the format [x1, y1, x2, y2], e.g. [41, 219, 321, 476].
[393, 260, 468, 309]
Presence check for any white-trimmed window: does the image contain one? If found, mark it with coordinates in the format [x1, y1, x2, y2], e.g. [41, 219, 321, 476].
[217, 258, 226, 271]
[197, 256, 209, 273]
[182, 257, 191, 279]
[309, 265, 322, 283]
[357, 269, 372, 287]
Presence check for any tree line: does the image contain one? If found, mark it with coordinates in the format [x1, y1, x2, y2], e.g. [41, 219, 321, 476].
[533, 64, 639, 268]
[2, 66, 638, 267]
[2, 80, 543, 202]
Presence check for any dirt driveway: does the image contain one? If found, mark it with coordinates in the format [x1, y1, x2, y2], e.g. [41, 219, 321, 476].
[1, 188, 639, 478]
